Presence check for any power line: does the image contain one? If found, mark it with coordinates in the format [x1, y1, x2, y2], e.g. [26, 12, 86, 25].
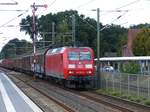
[78, 11, 127, 32]
[1, 24, 30, 27]
[75, 0, 96, 9]
[37, 0, 56, 17]
[0, 0, 18, 5]
[0, 10, 28, 12]
[101, 12, 128, 30]
[75, 1, 138, 29]
[101, 0, 140, 16]
[0, 3, 17, 5]
[49, 0, 57, 7]
[116, 0, 140, 10]
[78, 15, 97, 31]
[100, 10, 128, 12]
[79, 0, 140, 30]
[108, 12, 127, 24]
[0, 10, 28, 28]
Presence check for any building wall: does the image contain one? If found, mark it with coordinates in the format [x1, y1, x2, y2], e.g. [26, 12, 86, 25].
[122, 29, 141, 57]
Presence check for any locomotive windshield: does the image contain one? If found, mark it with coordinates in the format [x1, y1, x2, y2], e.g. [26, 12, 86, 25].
[80, 52, 91, 60]
[68, 51, 91, 60]
[68, 52, 79, 60]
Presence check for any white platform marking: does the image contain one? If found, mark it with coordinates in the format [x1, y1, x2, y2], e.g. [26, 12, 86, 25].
[0, 79, 16, 112]
[2, 73, 43, 112]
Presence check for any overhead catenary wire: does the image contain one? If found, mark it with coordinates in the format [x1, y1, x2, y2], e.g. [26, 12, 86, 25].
[116, 0, 140, 10]
[0, 10, 29, 28]
[75, 0, 140, 31]
[100, 22, 128, 31]
[78, 11, 127, 32]
[0, 9, 28, 12]
[1, 24, 30, 27]
[99, 13, 127, 31]
[101, 0, 140, 16]
[0, 3, 17, 5]
[49, 0, 57, 7]
[101, 11, 129, 30]
[108, 11, 128, 23]
[0, 0, 18, 5]
[37, 0, 57, 17]
[75, 0, 96, 9]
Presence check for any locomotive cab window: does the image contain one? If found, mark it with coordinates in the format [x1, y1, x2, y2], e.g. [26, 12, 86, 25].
[68, 51, 91, 60]
[68, 52, 79, 60]
[80, 52, 91, 60]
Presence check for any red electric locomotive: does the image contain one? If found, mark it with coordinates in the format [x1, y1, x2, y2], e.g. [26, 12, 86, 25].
[44, 47, 95, 87]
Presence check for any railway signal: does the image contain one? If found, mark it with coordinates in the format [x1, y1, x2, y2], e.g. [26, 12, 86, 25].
[31, 2, 47, 79]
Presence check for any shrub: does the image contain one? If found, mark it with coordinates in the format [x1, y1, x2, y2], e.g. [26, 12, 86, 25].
[110, 91, 122, 97]
[144, 99, 150, 106]
[129, 97, 142, 103]
[120, 62, 140, 74]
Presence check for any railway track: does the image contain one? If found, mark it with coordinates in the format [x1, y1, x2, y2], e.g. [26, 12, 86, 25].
[90, 92, 150, 111]
[7, 72, 133, 112]
[61, 86, 150, 112]
[8, 74, 75, 112]
[10, 74, 104, 112]
[69, 91, 133, 112]
[3, 69, 150, 112]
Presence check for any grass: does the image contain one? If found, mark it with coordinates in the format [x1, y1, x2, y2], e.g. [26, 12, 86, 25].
[96, 89, 150, 106]
[144, 99, 150, 106]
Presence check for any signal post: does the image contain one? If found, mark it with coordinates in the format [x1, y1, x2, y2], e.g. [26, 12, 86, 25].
[31, 3, 47, 80]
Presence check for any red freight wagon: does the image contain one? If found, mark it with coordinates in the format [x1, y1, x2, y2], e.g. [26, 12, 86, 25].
[1, 59, 14, 69]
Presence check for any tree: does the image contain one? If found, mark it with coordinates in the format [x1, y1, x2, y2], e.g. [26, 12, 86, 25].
[130, 23, 150, 29]
[1, 38, 32, 58]
[117, 33, 128, 56]
[20, 10, 127, 57]
[55, 19, 72, 46]
[20, 15, 39, 40]
[132, 29, 150, 56]
[100, 24, 127, 56]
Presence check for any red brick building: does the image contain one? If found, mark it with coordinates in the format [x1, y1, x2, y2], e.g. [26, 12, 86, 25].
[122, 29, 141, 56]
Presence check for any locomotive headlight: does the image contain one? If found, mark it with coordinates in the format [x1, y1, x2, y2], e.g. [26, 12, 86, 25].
[85, 64, 92, 68]
[68, 64, 75, 68]
[87, 70, 92, 74]
[69, 70, 74, 74]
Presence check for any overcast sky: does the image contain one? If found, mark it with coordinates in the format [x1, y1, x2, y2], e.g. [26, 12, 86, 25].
[0, 0, 150, 51]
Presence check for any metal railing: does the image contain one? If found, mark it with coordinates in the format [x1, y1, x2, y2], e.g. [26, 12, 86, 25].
[100, 72, 150, 98]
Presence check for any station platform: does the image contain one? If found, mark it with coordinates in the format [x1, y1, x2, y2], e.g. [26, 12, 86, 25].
[0, 71, 43, 112]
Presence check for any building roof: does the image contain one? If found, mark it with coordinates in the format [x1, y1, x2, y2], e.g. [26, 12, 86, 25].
[95, 56, 150, 61]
